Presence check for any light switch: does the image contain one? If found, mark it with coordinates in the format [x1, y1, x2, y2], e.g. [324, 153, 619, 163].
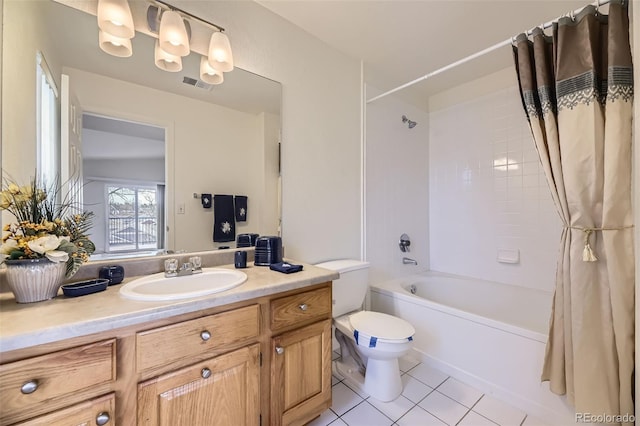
[177, 203, 185, 214]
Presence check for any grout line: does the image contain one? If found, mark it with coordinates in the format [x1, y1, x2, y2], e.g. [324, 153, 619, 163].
[454, 407, 473, 426]
[336, 399, 368, 422]
[362, 399, 396, 424]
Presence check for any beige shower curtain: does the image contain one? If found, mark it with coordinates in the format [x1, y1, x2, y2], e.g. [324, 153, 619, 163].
[512, 1, 634, 422]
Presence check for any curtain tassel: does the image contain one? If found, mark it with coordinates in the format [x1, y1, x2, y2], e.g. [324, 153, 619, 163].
[582, 229, 598, 262]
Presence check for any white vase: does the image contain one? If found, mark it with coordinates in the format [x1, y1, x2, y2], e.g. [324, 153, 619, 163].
[5, 258, 66, 303]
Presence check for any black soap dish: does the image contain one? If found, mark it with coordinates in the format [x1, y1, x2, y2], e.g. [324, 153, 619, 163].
[61, 279, 109, 297]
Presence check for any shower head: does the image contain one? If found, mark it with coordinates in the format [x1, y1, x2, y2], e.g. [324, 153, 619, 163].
[402, 115, 417, 129]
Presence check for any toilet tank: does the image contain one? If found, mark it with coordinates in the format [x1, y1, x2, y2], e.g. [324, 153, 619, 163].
[315, 259, 370, 318]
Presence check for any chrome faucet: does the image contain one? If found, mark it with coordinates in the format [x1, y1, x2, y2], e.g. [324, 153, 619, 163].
[164, 256, 202, 277]
[176, 262, 193, 277]
[402, 257, 418, 265]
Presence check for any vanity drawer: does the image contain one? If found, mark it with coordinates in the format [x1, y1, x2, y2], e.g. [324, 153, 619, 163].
[16, 392, 115, 426]
[271, 286, 332, 331]
[0, 339, 116, 424]
[136, 304, 260, 375]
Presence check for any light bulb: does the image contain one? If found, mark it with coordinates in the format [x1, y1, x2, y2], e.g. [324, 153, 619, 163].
[97, 0, 134, 39]
[159, 10, 190, 57]
[207, 31, 233, 73]
[99, 30, 132, 57]
[154, 40, 182, 72]
[200, 56, 224, 85]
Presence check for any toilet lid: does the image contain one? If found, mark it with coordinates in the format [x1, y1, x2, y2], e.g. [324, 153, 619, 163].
[349, 311, 415, 341]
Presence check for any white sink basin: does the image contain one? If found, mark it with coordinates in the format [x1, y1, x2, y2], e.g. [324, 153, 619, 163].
[119, 268, 248, 301]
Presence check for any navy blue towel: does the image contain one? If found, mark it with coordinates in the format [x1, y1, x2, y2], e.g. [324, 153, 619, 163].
[235, 195, 248, 222]
[213, 195, 236, 242]
[269, 262, 303, 274]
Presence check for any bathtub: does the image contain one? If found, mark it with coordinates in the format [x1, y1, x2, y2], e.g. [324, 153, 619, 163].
[370, 271, 575, 425]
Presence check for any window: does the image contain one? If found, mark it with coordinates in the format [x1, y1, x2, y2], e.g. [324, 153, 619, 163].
[106, 185, 160, 252]
[36, 52, 59, 186]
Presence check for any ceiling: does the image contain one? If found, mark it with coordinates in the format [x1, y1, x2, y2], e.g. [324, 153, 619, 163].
[258, 0, 590, 107]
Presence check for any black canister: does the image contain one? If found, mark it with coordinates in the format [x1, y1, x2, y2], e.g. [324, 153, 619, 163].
[254, 236, 283, 266]
[235, 251, 247, 268]
[99, 265, 125, 285]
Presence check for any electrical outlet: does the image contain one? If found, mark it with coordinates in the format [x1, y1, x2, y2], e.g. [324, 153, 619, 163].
[177, 203, 185, 214]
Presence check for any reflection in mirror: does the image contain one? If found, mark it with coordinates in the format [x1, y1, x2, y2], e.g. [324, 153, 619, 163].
[1, 0, 282, 261]
[83, 115, 166, 259]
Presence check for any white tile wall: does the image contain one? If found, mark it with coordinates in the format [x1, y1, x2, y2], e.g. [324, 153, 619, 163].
[429, 85, 562, 292]
[365, 85, 430, 284]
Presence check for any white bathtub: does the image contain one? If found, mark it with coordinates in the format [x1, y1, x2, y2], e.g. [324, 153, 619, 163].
[370, 271, 575, 425]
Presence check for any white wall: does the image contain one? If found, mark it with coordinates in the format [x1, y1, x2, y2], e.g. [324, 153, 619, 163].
[181, 1, 363, 263]
[66, 67, 270, 253]
[365, 85, 429, 284]
[1, 1, 363, 264]
[258, 112, 282, 237]
[428, 68, 562, 292]
[1, 0, 61, 183]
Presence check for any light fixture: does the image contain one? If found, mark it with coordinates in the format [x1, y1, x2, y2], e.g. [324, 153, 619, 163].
[199, 56, 224, 85]
[99, 30, 133, 57]
[94, 0, 235, 82]
[97, 0, 135, 39]
[159, 10, 190, 57]
[154, 40, 182, 72]
[207, 31, 234, 72]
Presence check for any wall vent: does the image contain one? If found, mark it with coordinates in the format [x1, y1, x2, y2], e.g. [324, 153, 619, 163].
[182, 76, 214, 91]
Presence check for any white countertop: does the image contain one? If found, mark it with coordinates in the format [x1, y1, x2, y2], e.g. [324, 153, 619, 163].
[0, 262, 338, 353]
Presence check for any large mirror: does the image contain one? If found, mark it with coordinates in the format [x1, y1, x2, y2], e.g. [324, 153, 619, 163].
[2, 0, 282, 260]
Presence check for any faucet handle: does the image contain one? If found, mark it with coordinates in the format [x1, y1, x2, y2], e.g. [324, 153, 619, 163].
[164, 258, 178, 277]
[399, 233, 411, 252]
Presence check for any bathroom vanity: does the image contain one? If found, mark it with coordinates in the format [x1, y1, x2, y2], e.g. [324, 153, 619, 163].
[0, 260, 337, 425]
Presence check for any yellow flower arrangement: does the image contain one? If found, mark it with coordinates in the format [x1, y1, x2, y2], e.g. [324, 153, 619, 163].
[0, 176, 95, 278]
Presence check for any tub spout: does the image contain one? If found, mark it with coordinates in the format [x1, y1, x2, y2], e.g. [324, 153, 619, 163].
[402, 257, 418, 265]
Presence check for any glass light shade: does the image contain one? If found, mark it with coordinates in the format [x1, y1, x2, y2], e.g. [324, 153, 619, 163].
[97, 0, 135, 39]
[99, 30, 133, 57]
[199, 57, 224, 85]
[154, 41, 182, 72]
[159, 10, 190, 57]
[207, 31, 234, 73]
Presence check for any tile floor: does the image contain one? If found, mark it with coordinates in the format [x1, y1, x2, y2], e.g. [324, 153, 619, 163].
[309, 352, 550, 426]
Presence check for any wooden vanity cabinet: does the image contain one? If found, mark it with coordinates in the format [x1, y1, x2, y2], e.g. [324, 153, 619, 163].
[137, 344, 260, 425]
[0, 282, 333, 426]
[269, 286, 333, 426]
[15, 393, 115, 426]
[0, 339, 116, 425]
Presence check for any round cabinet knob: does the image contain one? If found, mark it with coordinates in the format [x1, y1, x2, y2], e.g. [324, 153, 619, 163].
[200, 330, 211, 341]
[20, 380, 38, 394]
[275, 346, 284, 355]
[201, 368, 212, 379]
[298, 303, 308, 311]
[96, 412, 111, 425]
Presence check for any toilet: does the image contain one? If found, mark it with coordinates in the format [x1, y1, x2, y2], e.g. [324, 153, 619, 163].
[315, 259, 415, 402]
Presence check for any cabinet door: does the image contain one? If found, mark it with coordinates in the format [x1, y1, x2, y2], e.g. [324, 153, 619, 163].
[137, 344, 260, 426]
[16, 393, 115, 426]
[271, 319, 332, 426]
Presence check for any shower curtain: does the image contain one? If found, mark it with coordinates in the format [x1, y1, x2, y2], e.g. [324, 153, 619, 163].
[512, 1, 634, 422]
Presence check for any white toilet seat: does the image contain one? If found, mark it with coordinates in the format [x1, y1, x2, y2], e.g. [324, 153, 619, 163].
[350, 311, 414, 347]
[335, 311, 414, 349]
